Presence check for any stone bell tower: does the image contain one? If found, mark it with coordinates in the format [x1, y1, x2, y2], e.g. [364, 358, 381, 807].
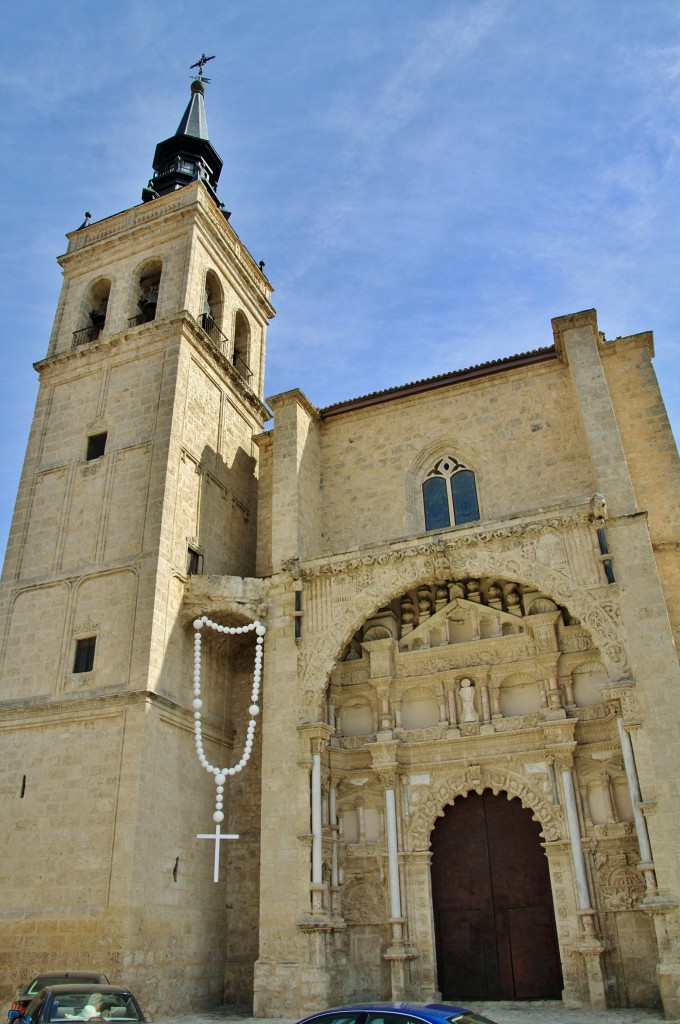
[0, 69, 274, 1013]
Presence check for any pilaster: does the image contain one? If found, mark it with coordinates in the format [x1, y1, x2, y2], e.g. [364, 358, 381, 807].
[267, 389, 321, 570]
[552, 309, 637, 518]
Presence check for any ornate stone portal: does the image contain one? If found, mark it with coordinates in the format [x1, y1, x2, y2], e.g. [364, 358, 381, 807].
[246, 509, 666, 1012]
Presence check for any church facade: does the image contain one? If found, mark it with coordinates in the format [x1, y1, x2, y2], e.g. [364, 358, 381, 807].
[2, 78, 680, 1020]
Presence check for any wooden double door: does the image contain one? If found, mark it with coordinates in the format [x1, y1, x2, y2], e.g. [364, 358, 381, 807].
[430, 790, 562, 1000]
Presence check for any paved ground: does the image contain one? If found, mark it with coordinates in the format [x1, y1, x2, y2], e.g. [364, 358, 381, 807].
[155, 1003, 668, 1024]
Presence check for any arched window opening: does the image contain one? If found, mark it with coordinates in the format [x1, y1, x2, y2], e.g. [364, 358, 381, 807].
[129, 260, 162, 327]
[233, 311, 252, 384]
[423, 456, 480, 531]
[73, 278, 111, 347]
[201, 270, 226, 350]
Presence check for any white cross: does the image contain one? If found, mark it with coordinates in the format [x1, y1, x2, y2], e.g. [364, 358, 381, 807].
[197, 824, 239, 882]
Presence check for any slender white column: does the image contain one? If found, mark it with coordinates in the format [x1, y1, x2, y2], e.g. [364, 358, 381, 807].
[311, 751, 323, 885]
[617, 718, 653, 863]
[329, 784, 339, 888]
[357, 799, 366, 843]
[384, 786, 402, 919]
[562, 768, 592, 910]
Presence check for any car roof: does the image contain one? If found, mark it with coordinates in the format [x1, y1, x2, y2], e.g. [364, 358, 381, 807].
[36, 986, 134, 996]
[301, 1005, 469, 1019]
[26, 975, 108, 989]
[30, 975, 107, 982]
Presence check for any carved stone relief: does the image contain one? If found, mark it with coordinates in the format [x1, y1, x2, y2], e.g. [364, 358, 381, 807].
[294, 517, 630, 692]
[341, 874, 387, 925]
[406, 765, 564, 849]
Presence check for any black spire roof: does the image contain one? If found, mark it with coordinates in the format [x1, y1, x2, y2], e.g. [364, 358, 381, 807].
[142, 76, 224, 204]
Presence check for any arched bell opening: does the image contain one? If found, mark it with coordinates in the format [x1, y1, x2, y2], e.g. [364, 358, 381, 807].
[201, 269, 225, 345]
[130, 258, 162, 326]
[233, 310, 252, 383]
[73, 277, 111, 347]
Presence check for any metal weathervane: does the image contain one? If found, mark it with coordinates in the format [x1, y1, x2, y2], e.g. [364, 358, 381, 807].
[190, 54, 216, 82]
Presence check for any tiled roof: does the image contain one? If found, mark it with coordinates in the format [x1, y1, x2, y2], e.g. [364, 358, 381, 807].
[320, 345, 556, 417]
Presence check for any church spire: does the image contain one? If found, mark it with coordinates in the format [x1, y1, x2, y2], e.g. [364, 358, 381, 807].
[175, 78, 210, 140]
[142, 59, 224, 204]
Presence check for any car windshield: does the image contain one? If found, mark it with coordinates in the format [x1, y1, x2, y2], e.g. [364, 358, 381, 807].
[43, 993, 141, 1022]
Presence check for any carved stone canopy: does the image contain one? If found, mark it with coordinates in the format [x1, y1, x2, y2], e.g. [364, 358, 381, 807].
[340, 576, 573, 661]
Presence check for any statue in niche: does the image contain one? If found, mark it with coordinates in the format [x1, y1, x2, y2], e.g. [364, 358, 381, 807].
[459, 678, 479, 723]
[590, 492, 608, 521]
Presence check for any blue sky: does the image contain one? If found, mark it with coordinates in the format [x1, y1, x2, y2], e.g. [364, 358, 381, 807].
[2, 1, 680, 562]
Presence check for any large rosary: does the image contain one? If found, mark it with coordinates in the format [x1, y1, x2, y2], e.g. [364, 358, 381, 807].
[192, 615, 265, 881]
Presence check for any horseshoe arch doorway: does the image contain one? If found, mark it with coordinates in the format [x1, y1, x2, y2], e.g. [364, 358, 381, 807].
[430, 790, 563, 1000]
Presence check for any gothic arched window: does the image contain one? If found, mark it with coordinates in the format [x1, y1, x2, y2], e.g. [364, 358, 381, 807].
[422, 456, 480, 531]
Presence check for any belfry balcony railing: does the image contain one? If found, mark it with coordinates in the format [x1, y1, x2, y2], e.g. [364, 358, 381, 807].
[200, 314, 253, 386]
[233, 353, 253, 385]
[201, 313, 228, 351]
[72, 325, 103, 347]
[128, 311, 156, 328]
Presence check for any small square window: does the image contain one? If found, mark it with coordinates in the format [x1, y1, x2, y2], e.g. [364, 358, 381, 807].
[86, 432, 107, 461]
[187, 547, 203, 575]
[73, 636, 96, 673]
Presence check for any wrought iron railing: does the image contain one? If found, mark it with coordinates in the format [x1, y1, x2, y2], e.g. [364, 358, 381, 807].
[201, 313, 228, 352]
[200, 314, 253, 385]
[72, 325, 103, 347]
[233, 353, 253, 384]
[128, 312, 156, 328]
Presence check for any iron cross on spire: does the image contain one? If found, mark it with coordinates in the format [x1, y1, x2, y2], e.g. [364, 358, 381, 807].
[197, 823, 239, 883]
[190, 54, 216, 81]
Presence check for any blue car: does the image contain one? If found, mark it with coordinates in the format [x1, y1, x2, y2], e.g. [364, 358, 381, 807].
[8, 986, 145, 1024]
[295, 1003, 498, 1024]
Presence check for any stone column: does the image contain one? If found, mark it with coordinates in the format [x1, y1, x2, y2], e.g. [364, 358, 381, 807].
[385, 786, 402, 924]
[298, 724, 334, 923]
[311, 748, 323, 891]
[372, 754, 418, 1000]
[329, 778, 342, 922]
[356, 797, 366, 845]
[446, 687, 459, 736]
[617, 717, 659, 900]
[561, 766, 607, 1009]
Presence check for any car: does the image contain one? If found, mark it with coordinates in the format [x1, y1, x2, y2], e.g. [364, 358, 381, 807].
[8, 977, 110, 1020]
[294, 1004, 499, 1024]
[9, 985, 145, 1024]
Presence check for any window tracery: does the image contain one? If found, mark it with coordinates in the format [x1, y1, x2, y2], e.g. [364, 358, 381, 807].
[422, 455, 479, 530]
